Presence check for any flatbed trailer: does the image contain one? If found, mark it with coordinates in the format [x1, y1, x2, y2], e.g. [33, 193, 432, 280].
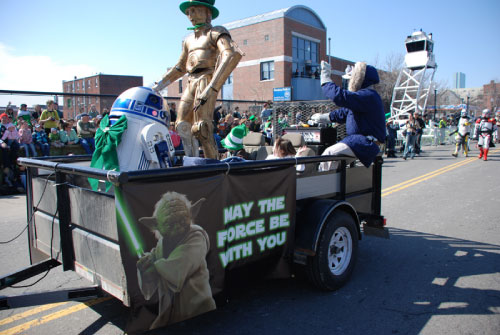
[6, 151, 387, 296]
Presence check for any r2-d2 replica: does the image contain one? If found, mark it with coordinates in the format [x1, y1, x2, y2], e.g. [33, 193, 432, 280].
[109, 87, 176, 171]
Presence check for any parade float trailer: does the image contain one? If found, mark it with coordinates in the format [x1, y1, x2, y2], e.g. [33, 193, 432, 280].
[5, 147, 387, 305]
[2, 96, 387, 331]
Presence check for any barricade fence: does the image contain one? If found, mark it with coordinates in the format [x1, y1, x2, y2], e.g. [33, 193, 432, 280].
[269, 100, 346, 143]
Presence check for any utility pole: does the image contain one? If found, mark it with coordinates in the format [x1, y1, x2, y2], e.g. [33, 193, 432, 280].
[328, 37, 331, 64]
[434, 88, 437, 121]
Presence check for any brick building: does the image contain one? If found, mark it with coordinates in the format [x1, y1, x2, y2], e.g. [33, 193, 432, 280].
[166, 5, 353, 102]
[483, 80, 499, 112]
[62, 74, 143, 119]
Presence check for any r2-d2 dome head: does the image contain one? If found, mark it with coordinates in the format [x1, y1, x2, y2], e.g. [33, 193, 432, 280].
[110, 87, 175, 171]
[110, 86, 169, 127]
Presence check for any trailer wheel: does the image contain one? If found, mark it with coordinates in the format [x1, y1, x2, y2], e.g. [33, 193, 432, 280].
[306, 210, 358, 291]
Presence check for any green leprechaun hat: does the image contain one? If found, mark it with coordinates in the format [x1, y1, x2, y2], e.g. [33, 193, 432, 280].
[221, 124, 248, 151]
[180, 0, 219, 19]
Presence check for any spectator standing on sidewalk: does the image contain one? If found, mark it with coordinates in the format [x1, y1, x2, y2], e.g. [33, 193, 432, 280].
[260, 101, 273, 120]
[414, 112, 426, 154]
[438, 116, 447, 145]
[386, 119, 399, 158]
[39, 100, 60, 135]
[402, 114, 419, 160]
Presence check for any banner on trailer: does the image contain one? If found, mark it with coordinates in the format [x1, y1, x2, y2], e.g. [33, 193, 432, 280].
[115, 166, 296, 331]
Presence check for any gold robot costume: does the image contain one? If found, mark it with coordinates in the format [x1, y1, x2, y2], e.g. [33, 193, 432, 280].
[154, 3, 242, 159]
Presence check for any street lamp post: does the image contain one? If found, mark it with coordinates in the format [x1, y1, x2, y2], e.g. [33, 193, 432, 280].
[466, 96, 470, 114]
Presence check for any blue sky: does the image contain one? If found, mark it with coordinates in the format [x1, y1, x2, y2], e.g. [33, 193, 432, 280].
[1, 0, 499, 106]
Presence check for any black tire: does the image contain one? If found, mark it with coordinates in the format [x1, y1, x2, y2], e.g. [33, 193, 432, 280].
[306, 210, 359, 291]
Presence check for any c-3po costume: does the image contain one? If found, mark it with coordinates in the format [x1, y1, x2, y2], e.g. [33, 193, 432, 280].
[153, 0, 243, 159]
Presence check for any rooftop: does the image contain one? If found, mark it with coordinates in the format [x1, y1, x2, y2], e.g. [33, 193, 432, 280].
[223, 5, 326, 31]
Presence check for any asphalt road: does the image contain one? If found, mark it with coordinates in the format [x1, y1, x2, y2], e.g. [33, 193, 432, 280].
[1, 143, 499, 335]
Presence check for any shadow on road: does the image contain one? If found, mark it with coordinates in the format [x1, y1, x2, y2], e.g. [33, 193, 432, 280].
[3, 228, 498, 334]
[148, 228, 500, 334]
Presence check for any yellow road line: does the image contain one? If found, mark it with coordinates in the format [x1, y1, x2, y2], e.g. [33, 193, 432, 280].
[382, 158, 473, 193]
[0, 302, 69, 327]
[0, 297, 112, 335]
[382, 148, 500, 197]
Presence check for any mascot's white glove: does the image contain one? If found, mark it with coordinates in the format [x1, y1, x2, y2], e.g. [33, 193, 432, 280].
[320, 61, 332, 86]
[311, 112, 331, 124]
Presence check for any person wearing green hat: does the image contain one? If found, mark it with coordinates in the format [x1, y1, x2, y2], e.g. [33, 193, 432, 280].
[152, 0, 243, 160]
[221, 124, 247, 152]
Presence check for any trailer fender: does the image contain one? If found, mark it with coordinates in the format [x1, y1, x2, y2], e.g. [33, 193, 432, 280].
[294, 199, 360, 259]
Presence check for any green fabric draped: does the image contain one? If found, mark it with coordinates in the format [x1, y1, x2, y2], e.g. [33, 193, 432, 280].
[89, 115, 127, 191]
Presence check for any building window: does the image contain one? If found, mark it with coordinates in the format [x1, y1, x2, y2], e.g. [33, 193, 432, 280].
[179, 79, 183, 93]
[77, 82, 79, 90]
[292, 36, 319, 76]
[225, 73, 233, 85]
[264, 35, 269, 41]
[95, 78, 98, 87]
[243, 39, 248, 45]
[260, 61, 274, 81]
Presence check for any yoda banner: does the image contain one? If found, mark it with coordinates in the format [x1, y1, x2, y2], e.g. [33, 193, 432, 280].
[116, 166, 296, 332]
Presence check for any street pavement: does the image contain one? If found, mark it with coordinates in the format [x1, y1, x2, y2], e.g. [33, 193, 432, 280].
[0, 143, 499, 335]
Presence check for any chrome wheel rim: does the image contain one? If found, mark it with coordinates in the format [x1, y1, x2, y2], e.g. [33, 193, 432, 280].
[327, 227, 352, 275]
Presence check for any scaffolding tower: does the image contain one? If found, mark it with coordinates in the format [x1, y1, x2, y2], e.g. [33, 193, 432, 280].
[390, 30, 437, 120]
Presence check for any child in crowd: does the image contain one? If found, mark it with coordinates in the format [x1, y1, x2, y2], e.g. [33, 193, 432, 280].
[49, 127, 64, 148]
[33, 124, 51, 156]
[18, 121, 37, 157]
[1, 123, 20, 146]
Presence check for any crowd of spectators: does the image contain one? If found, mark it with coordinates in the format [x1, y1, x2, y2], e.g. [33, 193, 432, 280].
[0, 101, 107, 194]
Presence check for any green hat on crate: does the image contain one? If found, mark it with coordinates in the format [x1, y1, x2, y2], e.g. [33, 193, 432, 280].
[180, 0, 219, 19]
[221, 124, 248, 151]
[249, 115, 256, 121]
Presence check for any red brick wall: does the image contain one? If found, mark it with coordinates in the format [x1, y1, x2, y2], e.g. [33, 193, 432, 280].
[483, 80, 500, 111]
[62, 75, 143, 119]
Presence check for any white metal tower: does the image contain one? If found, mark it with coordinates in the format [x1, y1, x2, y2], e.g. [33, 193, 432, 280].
[390, 31, 437, 120]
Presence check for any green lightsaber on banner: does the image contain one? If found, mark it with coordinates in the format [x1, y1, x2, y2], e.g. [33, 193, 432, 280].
[115, 189, 144, 258]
